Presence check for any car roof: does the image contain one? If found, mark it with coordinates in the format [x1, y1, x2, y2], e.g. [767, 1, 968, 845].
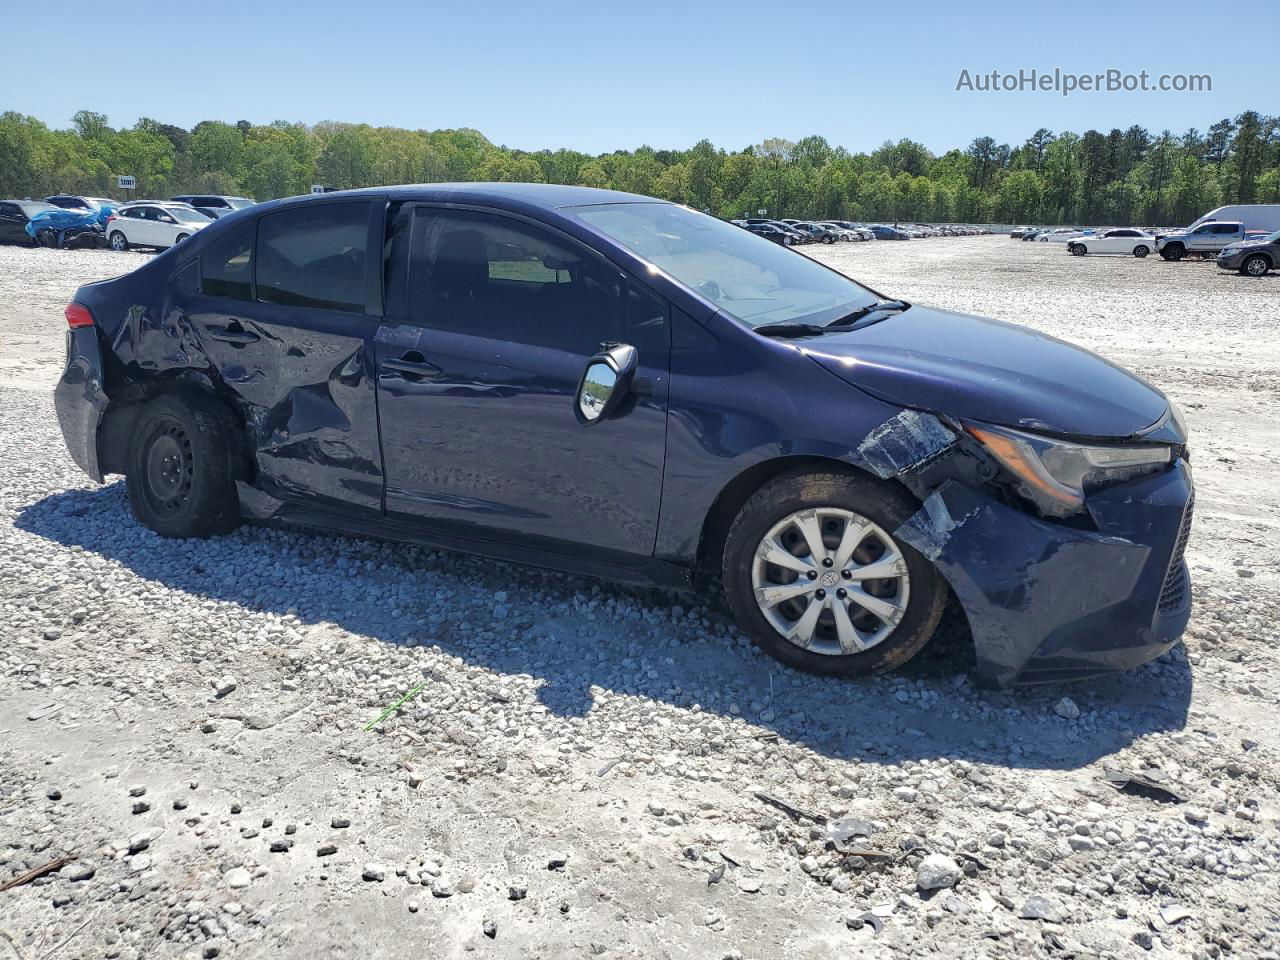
[265, 182, 662, 212]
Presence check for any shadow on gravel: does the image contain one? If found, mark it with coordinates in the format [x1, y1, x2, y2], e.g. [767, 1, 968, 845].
[17, 483, 1192, 772]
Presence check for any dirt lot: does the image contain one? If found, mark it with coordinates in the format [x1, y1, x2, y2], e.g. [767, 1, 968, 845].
[1, 237, 1277, 960]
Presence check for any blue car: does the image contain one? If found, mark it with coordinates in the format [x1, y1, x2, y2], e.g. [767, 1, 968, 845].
[53, 184, 1193, 688]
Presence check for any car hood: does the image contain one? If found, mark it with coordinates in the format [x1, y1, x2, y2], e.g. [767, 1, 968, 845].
[801, 305, 1169, 438]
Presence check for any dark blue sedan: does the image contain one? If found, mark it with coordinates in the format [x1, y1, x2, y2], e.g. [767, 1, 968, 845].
[53, 184, 1193, 688]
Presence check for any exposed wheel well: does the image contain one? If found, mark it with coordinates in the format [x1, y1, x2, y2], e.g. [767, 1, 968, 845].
[98, 379, 250, 479]
[695, 455, 897, 581]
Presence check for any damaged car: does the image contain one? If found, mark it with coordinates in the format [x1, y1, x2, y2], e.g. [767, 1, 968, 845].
[53, 184, 1194, 688]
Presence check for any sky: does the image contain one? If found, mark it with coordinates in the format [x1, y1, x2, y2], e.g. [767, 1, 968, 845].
[7, 0, 1276, 155]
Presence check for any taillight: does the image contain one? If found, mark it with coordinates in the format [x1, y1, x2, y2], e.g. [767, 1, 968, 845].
[106, 215, 116, 223]
[65, 303, 95, 328]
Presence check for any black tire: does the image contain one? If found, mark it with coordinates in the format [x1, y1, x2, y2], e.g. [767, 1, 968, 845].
[126, 393, 243, 538]
[721, 468, 946, 677]
[1241, 254, 1270, 277]
[1069, 243, 1086, 256]
[175, 233, 190, 244]
[1161, 244, 1185, 262]
[1133, 245, 1150, 258]
[822, 235, 834, 244]
[109, 231, 129, 252]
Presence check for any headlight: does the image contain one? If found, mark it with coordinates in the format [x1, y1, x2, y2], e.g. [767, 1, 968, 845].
[965, 421, 1172, 517]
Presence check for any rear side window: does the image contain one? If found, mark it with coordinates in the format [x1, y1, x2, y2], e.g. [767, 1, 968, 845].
[256, 202, 370, 313]
[1212, 223, 1239, 234]
[201, 222, 254, 301]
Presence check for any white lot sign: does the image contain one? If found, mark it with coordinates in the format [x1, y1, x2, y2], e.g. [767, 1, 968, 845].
[117, 175, 136, 189]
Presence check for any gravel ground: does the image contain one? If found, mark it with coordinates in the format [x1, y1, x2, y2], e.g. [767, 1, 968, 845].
[1, 237, 1277, 959]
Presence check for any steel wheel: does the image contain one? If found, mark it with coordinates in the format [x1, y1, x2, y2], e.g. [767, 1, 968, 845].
[751, 507, 910, 656]
[139, 418, 195, 517]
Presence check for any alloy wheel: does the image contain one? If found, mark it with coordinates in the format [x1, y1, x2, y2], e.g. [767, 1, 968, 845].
[751, 507, 910, 656]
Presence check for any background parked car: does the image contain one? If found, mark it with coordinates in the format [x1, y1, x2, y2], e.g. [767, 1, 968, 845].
[820, 222, 863, 241]
[869, 225, 909, 240]
[43, 195, 115, 210]
[1156, 220, 1259, 261]
[106, 202, 213, 250]
[745, 218, 810, 243]
[169, 195, 256, 219]
[0, 200, 58, 245]
[1217, 228, 1280, 276]
[792, 221, 839, 244]
[1067, 229, 1155, 258]
[739, 221, 797, 245]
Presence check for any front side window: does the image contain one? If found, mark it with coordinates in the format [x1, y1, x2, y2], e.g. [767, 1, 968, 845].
[201, 222, 254, 301]
[575, 203, 878, 328]
[256, 202, 370, 313]
[405, 209, 625, 352]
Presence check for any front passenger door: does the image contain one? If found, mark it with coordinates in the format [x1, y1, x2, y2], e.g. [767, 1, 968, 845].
[375, 205, 670, 559]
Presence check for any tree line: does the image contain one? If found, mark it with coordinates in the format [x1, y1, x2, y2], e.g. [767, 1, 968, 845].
[2, 109, 1277, 226]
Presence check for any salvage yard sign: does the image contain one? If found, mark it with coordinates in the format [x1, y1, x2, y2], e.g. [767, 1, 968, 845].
[117, 175, 136, 189]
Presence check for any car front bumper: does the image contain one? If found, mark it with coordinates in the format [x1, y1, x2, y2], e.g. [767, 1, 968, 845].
[1216, 251, 1247, 270]
[53, 327, 109, 482]
[896, 458, 1194, 688]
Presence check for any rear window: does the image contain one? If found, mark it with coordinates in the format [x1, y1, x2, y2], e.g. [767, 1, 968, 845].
[201, 222, 254, 301]
[256, 202, 370, 313]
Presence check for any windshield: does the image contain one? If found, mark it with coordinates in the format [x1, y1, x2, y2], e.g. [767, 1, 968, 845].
[575, 203, 878, 326]
[1260, 229, 1280, 243]
[169, 207, 213, 223]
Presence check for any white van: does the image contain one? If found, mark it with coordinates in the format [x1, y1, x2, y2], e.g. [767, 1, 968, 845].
[1187, 205, 1280, 233]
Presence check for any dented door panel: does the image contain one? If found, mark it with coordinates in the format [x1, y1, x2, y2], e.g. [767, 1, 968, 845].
[184, 295, 383, 511]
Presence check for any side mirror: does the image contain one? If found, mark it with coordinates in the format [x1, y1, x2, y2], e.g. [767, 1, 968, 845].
[576, 342, 637, 425]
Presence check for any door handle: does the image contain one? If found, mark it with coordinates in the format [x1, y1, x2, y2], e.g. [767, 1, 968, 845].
[381, 352, 442, 380]
[208, 321, 259, 345]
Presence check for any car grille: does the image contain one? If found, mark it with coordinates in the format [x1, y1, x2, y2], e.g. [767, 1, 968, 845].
[1157, 491, 1194, 615]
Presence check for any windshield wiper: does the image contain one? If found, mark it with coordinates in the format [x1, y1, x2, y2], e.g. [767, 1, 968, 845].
[824, 299, 910, 329]
[751, 300, 910, 339]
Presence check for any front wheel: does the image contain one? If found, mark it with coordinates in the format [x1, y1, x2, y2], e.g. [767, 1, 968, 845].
[1069, 243, 1086, 256]
[1133, 245, 1150, 258]
[175, 233, 190, 244]
[109, 231, 129, 252]
[1161, 245, 1185, 261]
[1241, 254, 1270, 276]
[126, 393, 243, 538]
[722, 469, 946, 677]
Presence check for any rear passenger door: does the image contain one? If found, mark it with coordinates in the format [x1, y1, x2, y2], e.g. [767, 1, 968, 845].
[180, 200, 386, 511]
[375, 204, 670, 558]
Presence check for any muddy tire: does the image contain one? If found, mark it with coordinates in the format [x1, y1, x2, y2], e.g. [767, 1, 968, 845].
[126, 393, 243, 538]
[722, 468, 946, 677]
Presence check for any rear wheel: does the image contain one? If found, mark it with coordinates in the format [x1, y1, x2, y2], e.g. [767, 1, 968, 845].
[1241, 254, 1271, 276]
[175, 233, 190, 244]
[1133, 245, 1150, 258]
[126, 393, 243, 538]
[109, 231, 129, 252]
[722, 469, 946, 677]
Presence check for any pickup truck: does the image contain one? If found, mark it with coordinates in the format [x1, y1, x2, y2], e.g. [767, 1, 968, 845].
[1155, 221, 1266, 261]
